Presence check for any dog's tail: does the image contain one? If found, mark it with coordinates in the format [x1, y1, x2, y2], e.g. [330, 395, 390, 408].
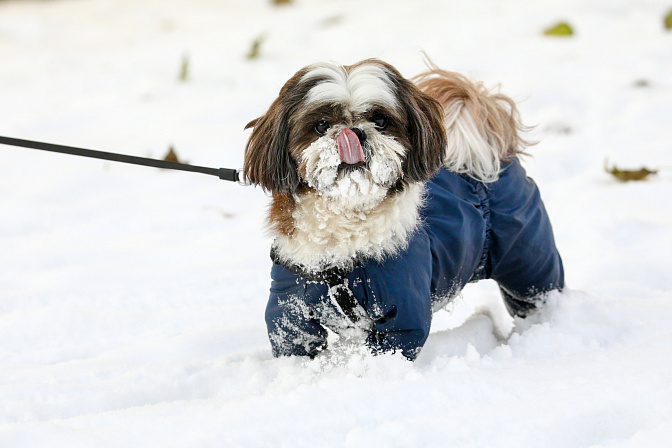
[413, 63, 530, 183]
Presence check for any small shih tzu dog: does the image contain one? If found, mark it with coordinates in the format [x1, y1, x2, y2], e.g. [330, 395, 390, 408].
[244, 59, 564, 361]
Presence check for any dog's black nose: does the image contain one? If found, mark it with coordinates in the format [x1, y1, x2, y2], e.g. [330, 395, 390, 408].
[351, 128, 367, 144]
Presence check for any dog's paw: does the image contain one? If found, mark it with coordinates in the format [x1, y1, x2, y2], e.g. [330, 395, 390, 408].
[511, 289, 563, 334]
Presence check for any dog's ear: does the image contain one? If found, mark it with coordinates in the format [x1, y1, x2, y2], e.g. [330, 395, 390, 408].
[397, 80, 447, 183]
[244, 107, 300, 193]
[243, 72, 309, 193]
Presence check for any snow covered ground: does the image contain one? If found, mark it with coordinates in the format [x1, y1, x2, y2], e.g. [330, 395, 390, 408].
[1, 0, 672, 446]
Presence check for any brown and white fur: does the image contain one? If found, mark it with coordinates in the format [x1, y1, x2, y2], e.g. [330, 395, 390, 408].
[244, 59, 526, 275]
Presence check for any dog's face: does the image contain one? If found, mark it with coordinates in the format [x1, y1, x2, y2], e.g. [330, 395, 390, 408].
[244, 59, 446, 211]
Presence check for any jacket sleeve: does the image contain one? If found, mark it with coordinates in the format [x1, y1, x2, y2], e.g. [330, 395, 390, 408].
[265, 264, 328, 358]
[354, 228, 434, 361]
[487, 159, 564, 316]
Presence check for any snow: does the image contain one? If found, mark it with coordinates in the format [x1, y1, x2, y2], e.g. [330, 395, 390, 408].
[1, 0, 672, 446]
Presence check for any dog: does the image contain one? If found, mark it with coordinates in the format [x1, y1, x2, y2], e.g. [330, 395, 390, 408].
[243, 59, 564, 360]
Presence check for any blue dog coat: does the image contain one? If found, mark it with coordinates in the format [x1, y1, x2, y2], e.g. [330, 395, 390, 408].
[265, 158, 564, 360]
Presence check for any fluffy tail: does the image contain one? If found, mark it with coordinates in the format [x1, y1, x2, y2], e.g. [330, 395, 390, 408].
[413, 66, 529, 182]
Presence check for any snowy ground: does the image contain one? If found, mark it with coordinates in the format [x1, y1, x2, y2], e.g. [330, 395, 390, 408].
[1, 0, 672, 446]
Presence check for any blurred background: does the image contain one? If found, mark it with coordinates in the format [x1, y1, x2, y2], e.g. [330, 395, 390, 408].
[2, 0, 671, 296]
[1, 1, 672, 446]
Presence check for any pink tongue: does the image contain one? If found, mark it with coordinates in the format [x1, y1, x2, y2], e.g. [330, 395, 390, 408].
[337, 128, 365, 165]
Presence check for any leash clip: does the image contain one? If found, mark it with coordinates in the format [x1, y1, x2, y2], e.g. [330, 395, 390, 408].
[236, 168, 251, 186]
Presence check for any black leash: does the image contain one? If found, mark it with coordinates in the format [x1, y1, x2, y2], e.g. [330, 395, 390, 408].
[0, 135, 246, 184]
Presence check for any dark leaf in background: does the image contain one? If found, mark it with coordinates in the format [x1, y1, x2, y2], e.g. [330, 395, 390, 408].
[605, 160, 657, 182]
[163, 146, 186, 164]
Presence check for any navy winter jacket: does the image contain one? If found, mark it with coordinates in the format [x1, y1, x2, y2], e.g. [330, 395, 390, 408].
[265, 158, 564, 360]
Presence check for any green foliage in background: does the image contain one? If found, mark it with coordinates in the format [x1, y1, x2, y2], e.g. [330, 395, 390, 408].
[247, 36, 264, 60]
[665, 9, 672, 30]
[544, 22, 574, 36]
[178, 54, 189, 82]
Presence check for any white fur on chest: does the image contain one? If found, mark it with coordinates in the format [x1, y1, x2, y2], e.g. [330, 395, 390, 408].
[272, 183, 424, 272]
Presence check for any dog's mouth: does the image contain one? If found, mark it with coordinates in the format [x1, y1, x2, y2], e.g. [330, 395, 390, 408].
[300, 126, 403, 208]
[337, 160, 367, 175]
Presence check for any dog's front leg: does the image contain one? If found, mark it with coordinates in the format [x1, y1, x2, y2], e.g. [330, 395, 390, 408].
[265, 265, 328, 358]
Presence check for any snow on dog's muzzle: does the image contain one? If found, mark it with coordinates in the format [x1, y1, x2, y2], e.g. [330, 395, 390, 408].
[337, 128, 365, 165]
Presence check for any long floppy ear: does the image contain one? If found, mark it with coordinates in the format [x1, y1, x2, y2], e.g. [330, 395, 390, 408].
[244, 106, 300, 193]
[243, 70, 310, 193]
[390, 75, 446, 184]
[402, 86, 446, 183]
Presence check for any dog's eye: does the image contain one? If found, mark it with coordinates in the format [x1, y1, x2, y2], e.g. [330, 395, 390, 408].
[370, 113, 388, 130]
[314, 120, 331, 136]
